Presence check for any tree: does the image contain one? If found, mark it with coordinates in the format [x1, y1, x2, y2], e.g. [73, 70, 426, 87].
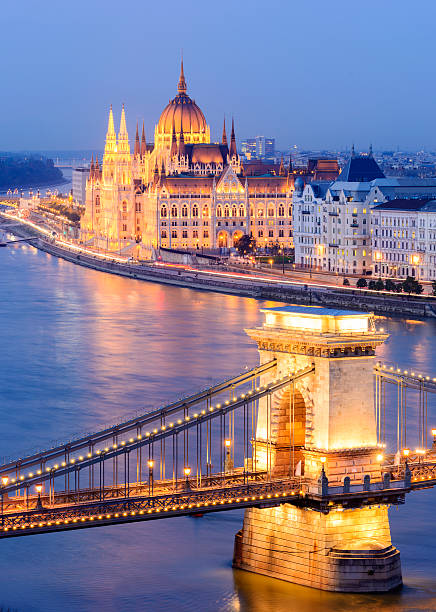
[356, 278, 367, 288]
[368, 280, 377, 290]
[234, 233, 256, 256]
[384, 278, 396, 292]
[375, 278, 385, 291]
[402, 276, 423, 294]
[343, 278, 350, 286]
[432, 281, 436, 296]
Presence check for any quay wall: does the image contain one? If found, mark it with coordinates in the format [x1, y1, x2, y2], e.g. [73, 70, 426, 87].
[2, 216, 436, 318]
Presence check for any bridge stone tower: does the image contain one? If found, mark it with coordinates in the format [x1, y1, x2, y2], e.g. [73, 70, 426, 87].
[234, 305, 402, 592]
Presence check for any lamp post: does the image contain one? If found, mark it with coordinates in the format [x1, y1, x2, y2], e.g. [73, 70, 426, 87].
[35, 484, 43, 511]
[184, 467, 191, 491]
[147, 460, 154, 496]
[1, 477, 8, 526]
[224, 439, 233, 474]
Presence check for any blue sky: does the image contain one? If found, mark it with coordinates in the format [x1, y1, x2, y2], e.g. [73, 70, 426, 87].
[1, 0, 435, 151]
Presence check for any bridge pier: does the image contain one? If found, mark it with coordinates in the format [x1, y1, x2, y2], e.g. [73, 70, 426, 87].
[233, 504, 401, 592]
[234, 306, 402, 592]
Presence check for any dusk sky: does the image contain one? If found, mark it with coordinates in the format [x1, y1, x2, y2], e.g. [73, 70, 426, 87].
[1, 0, 435, 151]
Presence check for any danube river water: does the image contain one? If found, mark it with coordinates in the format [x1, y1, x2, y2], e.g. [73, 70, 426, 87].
[1, 242, 436, 612]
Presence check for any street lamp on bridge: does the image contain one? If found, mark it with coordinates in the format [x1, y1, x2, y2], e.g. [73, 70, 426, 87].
[184, 467, 191, 490]
[147, 460, 154, 496]
[35, 484, 43, 511]
[224, 439, 233, 474]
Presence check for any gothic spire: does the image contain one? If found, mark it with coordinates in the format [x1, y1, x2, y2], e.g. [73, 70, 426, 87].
[288, 152, 293, 174]
[229, 117, 237, 157]
[178, 57, 187, 95]
[170, 118, 178, 157]
[140, 121, 146, 156]
[351, 144, 355, 158]
[90, 153, 94, 178]
[279, 155, 285, 176]
[106, 105, 115, 139]
[178, 121, 186, 156]
[369, 143, 373, 157]
[134, 122, 140, 156]
[95, 155, 99, 171]
[118, 104, 128, 139]
[221, 116, 228, 146]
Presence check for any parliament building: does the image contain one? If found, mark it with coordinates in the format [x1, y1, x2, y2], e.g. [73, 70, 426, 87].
[80, 62, 338, 255]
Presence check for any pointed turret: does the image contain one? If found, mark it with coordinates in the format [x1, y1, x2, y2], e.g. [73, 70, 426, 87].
[104, 105, 116, 154]
[279, 156, 285, 176]
[90, 153, 94, 179]
[221, 116, 228, 146]
[178, 122, 186, 156]
[369, 143, 373, 158]
[178, 57, 187, 94]
[140, 122, 146, 157]
[161, 158, 166, 176]
[117, 104, 130, 155]
[118, 104, 128, 139]
[229, 117, 237, 157]
[134, 122, 140, 156]
[170, 119, 178, 157]
[351, 144, 355, 158]
[95, 155, 100, 175]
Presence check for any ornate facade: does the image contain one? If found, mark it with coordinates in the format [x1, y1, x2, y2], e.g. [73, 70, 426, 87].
[81, 62, 304, 254]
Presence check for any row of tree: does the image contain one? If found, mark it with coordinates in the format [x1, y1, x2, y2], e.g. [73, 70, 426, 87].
[353, 276, 424, 294]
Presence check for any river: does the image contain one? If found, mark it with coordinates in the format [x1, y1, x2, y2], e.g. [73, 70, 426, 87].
[0, 242, 435, 612]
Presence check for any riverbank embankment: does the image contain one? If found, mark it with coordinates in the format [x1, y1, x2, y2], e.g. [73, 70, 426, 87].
[2, 214, 436, 318]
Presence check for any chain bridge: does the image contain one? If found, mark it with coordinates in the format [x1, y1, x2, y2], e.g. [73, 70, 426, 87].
[2, 306, 436, 593]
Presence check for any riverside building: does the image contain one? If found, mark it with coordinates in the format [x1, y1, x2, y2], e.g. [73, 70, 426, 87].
[293, 149, 436, 278]
[81, 62, 334, 255]
[371, 199, 436, 281]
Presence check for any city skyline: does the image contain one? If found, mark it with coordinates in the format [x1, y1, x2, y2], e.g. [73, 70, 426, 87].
[1, 0, 435, 151]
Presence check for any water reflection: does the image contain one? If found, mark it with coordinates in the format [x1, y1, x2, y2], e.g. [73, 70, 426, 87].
[0, 245, 436, 611]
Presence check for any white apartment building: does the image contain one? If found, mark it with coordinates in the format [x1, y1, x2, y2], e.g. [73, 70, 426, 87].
[293, 152, 381, 275]
[294, 152, 436, 278]
[371, 199, 436, 281]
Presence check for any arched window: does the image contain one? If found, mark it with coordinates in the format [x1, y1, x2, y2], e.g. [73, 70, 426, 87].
[278, 205, 284, 217]
[95, 195, 100, 209]
[171, 205, 178, 217]
[160, 205, 167, 218]
[288, 206, 292, 217]
[239, 205, 245, 217]
[250, 207, 254, 217]
[257, 207, 264, 218]
[224, 205, 230, 217]
[192, 205, 199, 217]
[122, 201, 127, 213]
[161, 230, 167, 238]
[171, 230, 177, 238]
[182, 204, 188, 218]
[217, 205, 222, 217]
[202, 205, 209, 217]
[268, 207, 275, 217]
[232, 205, 237, 217]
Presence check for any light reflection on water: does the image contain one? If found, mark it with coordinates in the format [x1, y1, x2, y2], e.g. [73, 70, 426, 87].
[0, 244, 435, 611]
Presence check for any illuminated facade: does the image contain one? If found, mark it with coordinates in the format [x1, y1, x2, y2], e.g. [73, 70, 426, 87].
[80, 62, 296, 254]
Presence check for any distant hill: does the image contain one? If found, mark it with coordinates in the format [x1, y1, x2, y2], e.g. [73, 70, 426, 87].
[0, 155, 64, 190]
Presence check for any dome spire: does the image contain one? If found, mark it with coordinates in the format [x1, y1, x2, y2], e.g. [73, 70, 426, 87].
[178, 56, 187, 95]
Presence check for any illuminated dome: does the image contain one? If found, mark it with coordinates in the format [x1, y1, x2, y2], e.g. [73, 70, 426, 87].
[154, 61, 210, 148]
